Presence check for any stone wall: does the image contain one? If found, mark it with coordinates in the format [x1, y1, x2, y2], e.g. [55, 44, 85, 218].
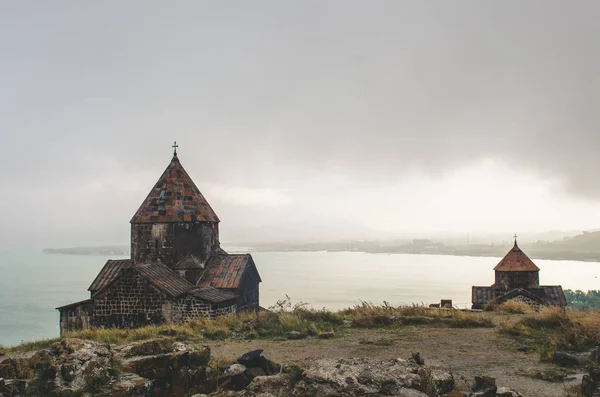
[173, 295, 237, 322]
[237, 271, 260, 310]
[92, 271, 169, 328]
[495, 270, 539, 288]
[58, 301, 93, 333]
[131, 222, 220, 268]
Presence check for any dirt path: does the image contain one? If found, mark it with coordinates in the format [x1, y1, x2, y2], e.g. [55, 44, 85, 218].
[209, 326, 574, 397]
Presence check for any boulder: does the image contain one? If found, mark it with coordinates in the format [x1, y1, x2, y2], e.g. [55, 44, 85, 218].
[472, 376, 497, 397]
[226, 364, 247, 375]
[238, 350, 281, 375]
[113, 338, 175, 358]
[418, 367, 454, 396]
[300, 357, 421, 395]
[110, 373, 153, 397]
[553, 351, 588, 367]
[496, 387, 523, 397]
[50, 338, 114, 395]
[412, 352, 425, 366]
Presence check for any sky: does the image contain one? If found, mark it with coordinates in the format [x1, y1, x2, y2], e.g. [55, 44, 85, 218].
[1, 1, 600, 248]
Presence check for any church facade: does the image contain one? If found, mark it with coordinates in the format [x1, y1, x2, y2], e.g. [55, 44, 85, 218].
[471, 238, 566, 310]
[57, 146, 261, 333]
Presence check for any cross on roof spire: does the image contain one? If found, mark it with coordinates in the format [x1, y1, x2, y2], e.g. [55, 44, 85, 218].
[172, 141, 179, 157]
[514, 233, 518, 244]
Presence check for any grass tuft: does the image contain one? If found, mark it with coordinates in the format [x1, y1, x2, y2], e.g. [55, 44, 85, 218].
[500, 307, 600, 360]
[485, 300, 536, 314]
[343, 301, 494, 328]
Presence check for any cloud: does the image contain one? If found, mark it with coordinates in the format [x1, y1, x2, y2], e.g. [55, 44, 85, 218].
[1, 1, 600, 247]
[207, 185, 293, 207]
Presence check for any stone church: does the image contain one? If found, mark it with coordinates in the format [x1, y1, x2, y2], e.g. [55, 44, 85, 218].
[57, 145, 261, 333]
[471, 237, 566, 310]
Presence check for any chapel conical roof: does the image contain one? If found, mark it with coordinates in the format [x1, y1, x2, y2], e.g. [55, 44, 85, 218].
[493, 240, 539, 272]
[130, 153, 220, 224]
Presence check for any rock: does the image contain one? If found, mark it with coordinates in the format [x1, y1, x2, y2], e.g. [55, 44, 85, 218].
[472, 376, 497, 397]
[497, 387, 523, 397]
[247, 373, 294, 394]
[357, 369, 374, 384]
[219, 371, 250, 391]
[245, 367, 266, 379]
[226, 364, 247, 375]
[443, 392, 469, 397]
[473, 375, 496, 390]
[114, 338, 176, 358]
[318, 331, 335, 339]
[1, 379, 28, 396]
[287, 331, 307, 340]
[238, 351, 281, 375]
[590, 368, 600, 383]
[110, 373, 153, 397]
[0, 365, 15, 380]
[50, 339, 114, 395]
[395, 389, 429, 397]
[0, 355, 36, 380]
[591, 348, 600, 364]
[418, 367, 454, 396]
[553, 351, 588, 367]
[582, 374, 597, 397]
[301, 357, 421, 395]
[412, 352, 425, 366]
[472, 389, 497, 397]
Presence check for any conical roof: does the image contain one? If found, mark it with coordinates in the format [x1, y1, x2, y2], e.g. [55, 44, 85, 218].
[130, 154, 219, 224]
[494, 241, 539, 272]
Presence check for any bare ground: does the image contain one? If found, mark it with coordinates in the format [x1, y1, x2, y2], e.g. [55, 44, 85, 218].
[209, 325, 578, 397]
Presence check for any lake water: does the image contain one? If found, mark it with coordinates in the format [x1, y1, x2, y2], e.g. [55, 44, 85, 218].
[1, 249, 598, 346]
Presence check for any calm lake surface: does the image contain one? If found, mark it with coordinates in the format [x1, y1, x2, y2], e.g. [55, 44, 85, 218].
[1, 249, 598, 346]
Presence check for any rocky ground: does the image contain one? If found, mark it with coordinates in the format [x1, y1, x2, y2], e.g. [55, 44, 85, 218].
[209, 326, 578, 397]
[0, 336, 529, 397]
[1, 313, 599, 396]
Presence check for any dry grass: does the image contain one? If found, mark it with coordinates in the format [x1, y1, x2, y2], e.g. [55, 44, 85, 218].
[1, 300, 494, 354]
[0, 338, 62, 355]
[342, 301, 494, 328]
[500, 307, 600, 360]
[485, 300, 536, 314]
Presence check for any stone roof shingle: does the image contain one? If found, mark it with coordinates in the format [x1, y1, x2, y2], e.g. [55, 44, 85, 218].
[494, 242, 540, 272]
[130, 155, 219, 224]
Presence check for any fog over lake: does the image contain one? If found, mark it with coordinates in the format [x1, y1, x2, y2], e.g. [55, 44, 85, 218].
[0, 249, 597, 346]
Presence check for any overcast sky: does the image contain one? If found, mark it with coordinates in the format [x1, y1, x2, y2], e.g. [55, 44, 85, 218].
[1, 1, 600, 248]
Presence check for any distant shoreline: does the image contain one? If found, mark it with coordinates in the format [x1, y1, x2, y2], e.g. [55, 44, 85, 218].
[42, 245, 600, 263]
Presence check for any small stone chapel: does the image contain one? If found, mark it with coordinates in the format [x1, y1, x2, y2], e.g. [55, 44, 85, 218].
[471, 236, 566, 310]
[57, 144, 261, 333]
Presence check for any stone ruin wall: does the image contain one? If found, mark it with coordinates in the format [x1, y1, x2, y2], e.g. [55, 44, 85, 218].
[92, 272, 169, 328]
